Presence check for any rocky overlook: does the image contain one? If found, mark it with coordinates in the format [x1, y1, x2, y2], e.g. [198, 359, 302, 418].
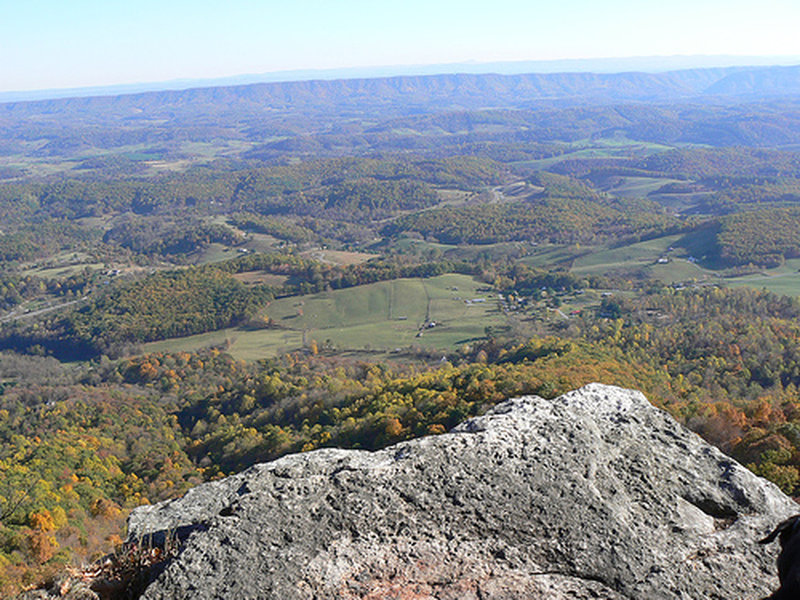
[97, 383, 793, 599]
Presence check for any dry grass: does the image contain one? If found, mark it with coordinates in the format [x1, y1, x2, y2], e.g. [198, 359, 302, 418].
[301, 249, 378, 266]
[20, 535, 179, 600]
[231, 271, 289, 286]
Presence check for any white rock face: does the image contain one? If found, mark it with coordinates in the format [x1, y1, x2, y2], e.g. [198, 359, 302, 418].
[129, 383, 797, 599]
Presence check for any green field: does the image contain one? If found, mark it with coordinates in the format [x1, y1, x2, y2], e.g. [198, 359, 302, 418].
[519, 244, 588, 268]
[21, 251, 107, 278]
[604, 176, 682, 199]
[143, 273, 505, 361]
[724, 259, 800, 297]
[515, 136, 673, 171]
[569, 235, 800, 294]
[571, 235, 679, 272]
[568, 234, 722, 283]
[190, 243, 238, 265]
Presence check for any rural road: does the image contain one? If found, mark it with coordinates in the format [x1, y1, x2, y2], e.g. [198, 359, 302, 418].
[0, 297, 87, 324]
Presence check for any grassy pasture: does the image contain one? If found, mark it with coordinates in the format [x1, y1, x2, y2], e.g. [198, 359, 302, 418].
[190, 243, 237, 265]
[435, 188, 474, 206]
[570, 234, 724, 283]
[143, 273, 504, 361]
[300, 249, 378, 266]
[588, 137, 670, 151]
[21, 251, 107, 278]
[725, 274, 800, 297]
[646, 260, 717, 283]
[567, 233, 800, 292]
[519, 244, 588, 268]
[232, 271, 289, 286]
[242, 232, 283, 253]
[515, 136, 672, 171]
[572, 235, 681, 273]
[724, 259, 800, 297]
[604, 176, 682, 199]
[384, 237, 538, 263]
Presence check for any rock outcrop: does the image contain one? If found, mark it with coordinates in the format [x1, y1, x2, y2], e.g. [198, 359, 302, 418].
[127, 384, 797, 599]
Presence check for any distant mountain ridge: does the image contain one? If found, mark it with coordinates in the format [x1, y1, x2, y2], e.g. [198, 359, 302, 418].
[3, 64, 800, 119]
[3, 54, 799, 103]
[3, 63, 800, 165]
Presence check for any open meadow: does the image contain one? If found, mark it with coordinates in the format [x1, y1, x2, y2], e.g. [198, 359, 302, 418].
[144, 273, 506, 360]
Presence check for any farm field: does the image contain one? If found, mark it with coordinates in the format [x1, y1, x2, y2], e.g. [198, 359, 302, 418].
[191, 243, 239, 265]
[143, 273, 506, 360]
[569, 235, 800, 293]
[603, 176, 682, 198]
[571, 235, 682, 274]
[724, 259, 800, 297]
[518, 244, 587, 268]
[300, 249, 379, 266]
[515, 136, 673, 171]
[568, 234, 720, 283]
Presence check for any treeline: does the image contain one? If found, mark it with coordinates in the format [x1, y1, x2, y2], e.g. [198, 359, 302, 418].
[0, 272, 94, 312]
[66, 269, 272, 350]
[550, 147, 800, 196]
[216, 251, 475, 288]
[636, 147, 800, 180]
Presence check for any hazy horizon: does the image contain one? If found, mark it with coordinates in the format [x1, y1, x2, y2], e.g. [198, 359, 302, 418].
[4, 0, 799, 97]
[3, 53, 800, 104]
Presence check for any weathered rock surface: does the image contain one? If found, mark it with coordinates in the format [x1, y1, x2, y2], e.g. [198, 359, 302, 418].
[128, 384, 798, 599]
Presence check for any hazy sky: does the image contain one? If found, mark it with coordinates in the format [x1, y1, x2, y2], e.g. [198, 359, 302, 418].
[2, 0, 800, 92]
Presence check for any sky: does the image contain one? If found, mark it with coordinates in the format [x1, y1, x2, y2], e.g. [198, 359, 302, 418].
[2, 0, 800, 93]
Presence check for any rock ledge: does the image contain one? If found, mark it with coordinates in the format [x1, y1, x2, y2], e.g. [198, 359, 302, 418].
[129, 383, 796, 599]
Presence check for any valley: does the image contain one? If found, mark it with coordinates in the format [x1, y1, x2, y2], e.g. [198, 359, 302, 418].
[5, 65, 800, 594]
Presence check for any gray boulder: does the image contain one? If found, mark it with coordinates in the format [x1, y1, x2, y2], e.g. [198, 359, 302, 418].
[129, 383, 797, 599]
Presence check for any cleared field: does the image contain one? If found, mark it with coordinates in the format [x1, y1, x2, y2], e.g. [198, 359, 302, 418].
[587, 136, 672, 151]
[22, 251, 107, 278]
[647, 191, 714, 214]
[604, 177, 682, 199]
[179, 140, 256, 158]
[572, 235, 681, 273]
[145, 327, 306, 358]
[516, 136, 672, 171]
[725, 274, 800, 297]
[242, 232, 281, 252]
[232, 271, 289, 286]
[143, 273, 505, 361]
[519, 244, 588, 268]
[27, 263, 107, 278]
[646, 260, 717, 283]
[568, 234, 800, 292]
[190, 243, 237, 265]
[435, 188, 474, 206]
[724, 260, 800, 297]
[301, 249, 378, 266]
[570, 234, 723, 283]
